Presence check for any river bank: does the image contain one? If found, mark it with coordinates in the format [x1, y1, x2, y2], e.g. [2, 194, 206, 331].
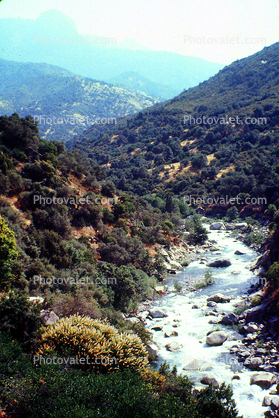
[126, 223, 279, 418]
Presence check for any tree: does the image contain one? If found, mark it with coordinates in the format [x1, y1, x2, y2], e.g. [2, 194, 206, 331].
[165, 194, 175, 213]
[226, 206, 239, 221]
[0, 216, 18, 290]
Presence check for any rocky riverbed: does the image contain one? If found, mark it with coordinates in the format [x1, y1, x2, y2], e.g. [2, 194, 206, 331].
[125, 223, 279, 418]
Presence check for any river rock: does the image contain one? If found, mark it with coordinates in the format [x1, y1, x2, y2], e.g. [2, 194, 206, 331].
[164, 330, 178, 337]
[263, 396, 272, 406]
[206, 331, 227, 346]
[244, 357, 264, 369]
[207, 259, 231, 268]
[152, 325, 163, 331]
[232, 223, 247, 229]
[208, 319, 219, 324]
[235, 250, 246, 255]
[210, 222, 225, 230]
[220, 313, 238, 325]
[245, 323, 259, 333]
[165, 342, 183, 351]
[250, 372, 277, 389]
[232, 375, 241, 380]
[207, 294, 231, 303]
[271, 396, 279, 410]
[183, 359, 212, 371]
[154, 285, 168, 295]
[205, 311, 218, 317]
[146, 343, 158, 358]
[148, 309, 168, 318]
[125, 317, 141, 324]
[40, 310, 59, 325]
[200, 375, 219, 389]
[241, 304, 266, 323]
[192, 304, 199, 309]
[207, 301, 217, 307]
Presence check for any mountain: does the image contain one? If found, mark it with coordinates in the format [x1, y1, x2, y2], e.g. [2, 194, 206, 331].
[0, 9, 224, 97]
[0, 57, 159, 142]
[73, 42, 279, 211]
[109, 71, 177, 100]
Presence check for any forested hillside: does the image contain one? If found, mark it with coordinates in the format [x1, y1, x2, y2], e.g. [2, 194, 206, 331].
[0, 113, 246, 418]
[0, 57, 158, 142]
[73, 42, 279, 213]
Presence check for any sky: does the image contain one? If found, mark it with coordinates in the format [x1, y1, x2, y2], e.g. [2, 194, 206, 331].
[0, 0, 278, 65]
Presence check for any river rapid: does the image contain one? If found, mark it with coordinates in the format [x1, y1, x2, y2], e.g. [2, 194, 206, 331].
[142, 227, 276, 418]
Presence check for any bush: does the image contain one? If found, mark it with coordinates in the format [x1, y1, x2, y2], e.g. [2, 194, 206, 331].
[0, 290, 42, 350]
[266, 262, 279, 288]
[0, 215, 18, 290]
[36, 314, 149, 373]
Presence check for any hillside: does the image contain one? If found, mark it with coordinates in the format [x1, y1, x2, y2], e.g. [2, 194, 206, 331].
[0, 57, 159, 142]
[0, 9, 224, 98]
[73, 42, 279, 213]
[109, 71, 177, 100]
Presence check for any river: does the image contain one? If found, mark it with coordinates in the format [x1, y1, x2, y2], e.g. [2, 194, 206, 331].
[143, 227, 275, 418]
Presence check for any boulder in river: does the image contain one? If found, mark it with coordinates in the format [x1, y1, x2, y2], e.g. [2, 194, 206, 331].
[232, 223, 247, 229]
[152, 325, 163, 331]
[165, 341, 183, 351]
[234, 250, 246, 255]
[164, 330, 178, 337]
[200, 375, 219, 389]
[154, 285, 168, 295]
[220, 313, 238, 325]
[183, 359, 212, 371]
[250, 372, 277, 389]
[207, 294, 231, 303]
[146, 343, 158, 358]
[207, 301, 217, 307]
[271, 396, 279, 410]
[210, 222, 225, 230]
[148, 309, 168, 318]
[207, 259, 231, 268]
[244, 357, 264, 370]
[206, 331, 227, 346]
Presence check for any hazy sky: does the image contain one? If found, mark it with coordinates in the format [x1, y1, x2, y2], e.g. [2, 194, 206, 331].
[1, 0, 278, 64]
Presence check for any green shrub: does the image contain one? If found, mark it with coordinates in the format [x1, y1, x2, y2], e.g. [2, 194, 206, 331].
[0, 215, 18, 290]
[0, 290, 42, 350]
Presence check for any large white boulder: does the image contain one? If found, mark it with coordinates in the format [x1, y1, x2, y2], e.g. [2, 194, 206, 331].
[206, 331, 227, 346]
